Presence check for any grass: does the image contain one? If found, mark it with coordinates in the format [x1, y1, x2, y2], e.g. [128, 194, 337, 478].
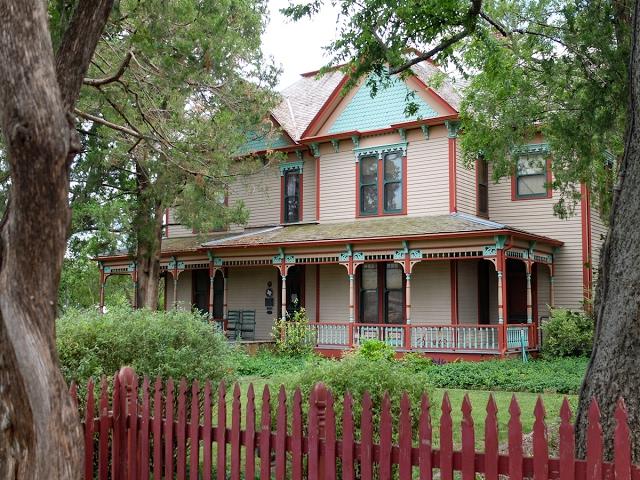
[224, 375, 577, 449]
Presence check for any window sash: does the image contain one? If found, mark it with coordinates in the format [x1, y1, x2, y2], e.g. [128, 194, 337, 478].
[283, 170, 300, 223]
[359, 150, 404, 215]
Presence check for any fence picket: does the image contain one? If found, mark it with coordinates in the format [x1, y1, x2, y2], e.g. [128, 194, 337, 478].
[325, 390, 337, 480]
[533, 396, 549, 480]
[292, 388, 304, 480]
[217, 381, 227, 480]
[559, 398, 575, 480]
[152, 378, 163, 480]
[231, 383, 242, 480]
[78, 372, 640, 480]
[84, 379, 95, 480]
[615, 398, 632, 480]
[418, 394, 432, 480]
[245, 384, 256, 480]
[139, 377, 151, 480]
[164, 378, 175, 480]
[342, 393, 355, 480]
[439, 392, 453, 480]
[189, 381, 200, 480]
[508, 395, 523, 480]
[203, 381, 213, 480]
[461, 394, 475, 480]
[177, 379, 188, 480]
[586, 399, 602, 480]
[399, 393, 412, 480]
[275, 386, 287, 480]
[361, 392, 374, 480]
[260, 385, 272, 480]
[379, 393, 393, 480]
[98, 377, 109, 480]
[484, 394, 499, 480]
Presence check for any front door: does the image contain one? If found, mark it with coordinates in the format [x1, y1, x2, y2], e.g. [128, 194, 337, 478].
[506, 259, 527, 324]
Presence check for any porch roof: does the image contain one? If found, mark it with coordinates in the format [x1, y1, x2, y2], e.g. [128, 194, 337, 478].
[203, 213, 563, 249]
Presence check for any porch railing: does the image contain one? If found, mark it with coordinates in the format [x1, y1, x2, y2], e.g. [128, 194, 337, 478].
[306, 322, 538, 353]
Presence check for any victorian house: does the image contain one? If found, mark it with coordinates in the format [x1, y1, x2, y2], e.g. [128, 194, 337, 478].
[97, 62, 606, 360]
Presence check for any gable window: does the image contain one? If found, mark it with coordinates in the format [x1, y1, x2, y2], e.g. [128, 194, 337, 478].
[514, 153, 550, 199]
[356, 143, 407, 217]
[476, 158, 489, 217]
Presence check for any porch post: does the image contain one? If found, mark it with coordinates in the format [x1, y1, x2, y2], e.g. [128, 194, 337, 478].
[281, 271, 287, 319]
[208, 264, 215, 320]
[526, 263, 533, 324]
[549, 266, 555, 308]
[98, 264, 106, 314]
[497, 250, 508, 354]
[348, 273, 355, 323]
[223, 268, 228, 320]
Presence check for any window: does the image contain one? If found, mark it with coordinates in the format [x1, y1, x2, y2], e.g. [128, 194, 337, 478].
[358, 263, 405, 324]
[358, 149, 405, 216]
[283, 169, 301, 223]
[515, 154, 549, 199]
[476, 158, 488, 217]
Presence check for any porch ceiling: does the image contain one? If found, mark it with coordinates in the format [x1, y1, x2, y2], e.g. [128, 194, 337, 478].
[203, 213, 563, 249]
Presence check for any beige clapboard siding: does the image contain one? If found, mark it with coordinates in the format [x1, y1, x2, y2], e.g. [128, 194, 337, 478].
[456, 153, 477, 215]
[226, 266, 280, 340]
[410, 261, 451, 324]
[318, 264, 349, 322]
[319, 149, 356, 223]
[304, 265, 318, 321]
[457, 260, 479, 324]
[167, 208, 194, 237]
[166, 272, 193, 310]
[228, 164, 281, 229]
[537, 264, 551, 321]
[590, 204, 607, 287]
[406, 128, 450, 216]
[488, 166, 584, 310]
[303, 156, 317, 222]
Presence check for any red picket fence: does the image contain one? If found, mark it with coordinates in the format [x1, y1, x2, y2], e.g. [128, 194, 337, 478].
[72, 367, 640, 480]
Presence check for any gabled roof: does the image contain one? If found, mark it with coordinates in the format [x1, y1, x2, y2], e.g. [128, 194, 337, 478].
[269, 63, 463, 143]
[202, 213, 563, 249]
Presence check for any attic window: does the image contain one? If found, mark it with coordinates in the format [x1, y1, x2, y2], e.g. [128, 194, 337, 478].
[515, 154, 549, 199]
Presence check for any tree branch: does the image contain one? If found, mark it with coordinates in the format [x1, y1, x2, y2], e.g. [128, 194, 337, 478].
[388, 0, 483, 74]
[74, 108, 145, 139]
[84, 50, 132, 87]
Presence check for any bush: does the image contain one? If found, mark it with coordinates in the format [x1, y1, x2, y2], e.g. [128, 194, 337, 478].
[279, 353, 432, 441]
[541, 308, 594, 358]
[231, 347, 325, 378]
[355, 339, 396, 361]
[399, 352, 434, 372]
[423, 357, 587, 394]
[56, 306, 236, 385]
[271, 308, 315, 356]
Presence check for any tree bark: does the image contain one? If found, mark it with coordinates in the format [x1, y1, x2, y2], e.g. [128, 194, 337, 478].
[0, 1, 113, 478]
[576, 0, 640, 461]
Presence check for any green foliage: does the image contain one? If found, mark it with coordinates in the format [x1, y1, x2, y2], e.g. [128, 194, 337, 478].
[271, 308, 315, 356]
[355, 339, 395, 361]
[423, 357, 587, 394]
[280, 354, 432, 441]
[399, 352, 434, 372]
[56, 306, 235, 385]
[230, 348, 324, 378]
[541, 309, 594, 358]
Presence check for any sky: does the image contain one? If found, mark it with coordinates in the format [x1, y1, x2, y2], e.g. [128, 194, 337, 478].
[262, 1, 342, 91]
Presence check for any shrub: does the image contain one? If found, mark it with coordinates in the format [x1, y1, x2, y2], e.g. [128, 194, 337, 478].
[541, 308, 594, 358]
[355, 339, 396, 361]
[56, 306, 236, 385]
[279, 353, 432, 441]
[271, 307, 315, 356]
[231, 347, 325, 377]
[399, 352, 434, 372]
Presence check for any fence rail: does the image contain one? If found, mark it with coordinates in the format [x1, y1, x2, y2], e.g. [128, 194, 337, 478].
[76, 367, 639, 480]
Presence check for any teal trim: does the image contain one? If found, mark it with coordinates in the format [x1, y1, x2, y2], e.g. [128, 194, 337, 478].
[310, 143, 320, 157]
[331, 139, 340, 153]
[237, 129, 292, 155]
[351, 135, 360, 149]
[295, 150, 304, 161]
[278, 160, 304, 176]
[421, 125, 430, 140]
[354, 142, 408, 162]
[397, 128, 407, 142]
[328, 75, 438, 134]
[445, 120, 460, 138]
[514, 143, 550, 155]
[495, 235, 507, 249]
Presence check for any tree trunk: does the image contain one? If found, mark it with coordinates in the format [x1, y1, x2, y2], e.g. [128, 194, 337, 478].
[0, 1, 113, 477]
[576, 0, 640, 461]
[135, 203, 164, 310]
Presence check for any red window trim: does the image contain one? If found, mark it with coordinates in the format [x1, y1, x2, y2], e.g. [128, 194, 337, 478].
[281, 170, 304, 224]
[511, 157, 553, 201]
[355, 262, 406, 324]
[355, 153, 408, 218]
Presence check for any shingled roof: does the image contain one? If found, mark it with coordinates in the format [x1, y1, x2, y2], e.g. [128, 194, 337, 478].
[203, 213, 562, 248]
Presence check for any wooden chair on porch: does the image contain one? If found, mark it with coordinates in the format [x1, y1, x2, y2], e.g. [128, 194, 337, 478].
[239, 310, 256, 340]
[225, 310, 241, 340]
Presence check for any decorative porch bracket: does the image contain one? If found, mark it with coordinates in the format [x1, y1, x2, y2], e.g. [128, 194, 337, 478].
[339, 245, 364, 331]
[168, 256, 186, 310]
[273, 248, 296, 319]
[392, 241, 423, 349]
[207, 251, 225, 320]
